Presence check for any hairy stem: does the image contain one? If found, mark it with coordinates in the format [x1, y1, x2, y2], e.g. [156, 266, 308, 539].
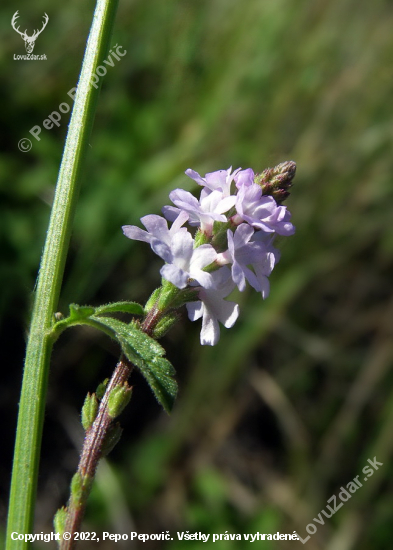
[61, 357, 132, 550]
[141, 306, 162, 336]
[6, 0, 119, 547]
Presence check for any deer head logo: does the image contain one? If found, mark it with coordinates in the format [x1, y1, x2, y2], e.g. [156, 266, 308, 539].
[11, 11, 49, 54]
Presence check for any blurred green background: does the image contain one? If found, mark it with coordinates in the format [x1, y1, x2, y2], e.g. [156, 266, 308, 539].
[1, 0, 393, 548]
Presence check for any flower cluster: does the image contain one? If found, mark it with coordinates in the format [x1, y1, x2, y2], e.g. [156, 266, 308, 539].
[123, 163, 295, 346]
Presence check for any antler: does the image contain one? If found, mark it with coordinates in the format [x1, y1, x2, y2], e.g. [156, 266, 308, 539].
[30, 13, 49, 40]
[11, 11, 26, 37]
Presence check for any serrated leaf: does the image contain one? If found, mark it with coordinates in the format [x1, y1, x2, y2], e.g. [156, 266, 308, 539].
[119, 334, 177, 412]
[126, 324, 166, 361]
[135, 356, 178, 413]
[93, 316, 177, 413]
[94, 301, 144, 316]
[95, 317, 165, 360]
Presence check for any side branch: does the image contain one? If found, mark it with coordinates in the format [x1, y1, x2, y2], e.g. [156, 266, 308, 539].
[60, 356, 133, 550]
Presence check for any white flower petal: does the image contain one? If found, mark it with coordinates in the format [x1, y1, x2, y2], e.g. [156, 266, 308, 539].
[162, 205, 181, 222]
[185, 168, 206, 186]
[171, 231, 194, 267]
[215, 195, 237, 214]
[192, 270, 214, 289]
[160, 264, 189, 289]
[151, 239, 172, 262]
[186, 301, 203, 321]
[200, 309, 220, 346]
[171, 210, 189, 233]
[190, 244, 217, 271]
[140, 214, 168, 235]
[122, 225, 150, 242]
[219, 301, 240, 328]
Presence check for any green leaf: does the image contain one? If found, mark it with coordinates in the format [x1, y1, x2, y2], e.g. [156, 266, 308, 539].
[94, 301, 144, 316]
[93, 316, 177, 413]
[51, 303, 97, 339]
[50, 301, 144, 341]
[69, 303, 96, 319]
[94, 317, 165, 360]
[52, 310, 178, 413]
[137, 356, 177, 413]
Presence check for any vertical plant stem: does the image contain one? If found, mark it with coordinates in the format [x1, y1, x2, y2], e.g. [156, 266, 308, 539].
[6, 0, 119, 547]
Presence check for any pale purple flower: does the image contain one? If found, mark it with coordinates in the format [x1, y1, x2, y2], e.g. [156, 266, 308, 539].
[234, 168, 255, 189]
[250, 255, 272, 298]
[250, 232, 281, 298]
[186, 267, 239, 346]
[216, 224, 261, 292]
[185, 167, 241, 197]
[215, 224, 279, 297]
[234, 183, 295, 236]
[122, 211, 188, 249]
[162, 188, 236, 236]
[251, 231, 281, 265]
[158, 230, 217, 289]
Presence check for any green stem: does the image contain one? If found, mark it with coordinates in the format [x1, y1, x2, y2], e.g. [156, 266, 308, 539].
[6, 0, 119, 547]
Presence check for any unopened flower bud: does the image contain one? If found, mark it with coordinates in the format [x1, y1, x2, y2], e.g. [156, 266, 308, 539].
[194, 228, 210, 247]
[145, 287, 161, 312]
[53, 507, 67, 536]
[101, 422, 123, 457]
[152, 312, 180, 339]
[81, 393, 98, 431]
[96, 378, 109, 400]
[108, 382, 132, 419]
[211, 220, 231, 252]
[254, 160, 296, 204]
[70, 472, 92, 506]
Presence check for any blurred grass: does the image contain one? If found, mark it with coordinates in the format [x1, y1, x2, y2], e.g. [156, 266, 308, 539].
[1, 0, 393, 548]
